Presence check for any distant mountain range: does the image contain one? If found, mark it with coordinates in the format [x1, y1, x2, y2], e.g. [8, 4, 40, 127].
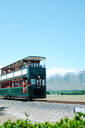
[47, 70, 85, 91]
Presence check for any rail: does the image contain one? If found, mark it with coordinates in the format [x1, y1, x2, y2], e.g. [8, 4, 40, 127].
[34, 99, 85, 105]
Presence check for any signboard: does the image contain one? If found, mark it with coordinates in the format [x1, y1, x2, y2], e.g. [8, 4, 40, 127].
[0, 68, 27, 81]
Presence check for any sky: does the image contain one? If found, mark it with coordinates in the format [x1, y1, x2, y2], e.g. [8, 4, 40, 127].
[0, 0, 85, 76]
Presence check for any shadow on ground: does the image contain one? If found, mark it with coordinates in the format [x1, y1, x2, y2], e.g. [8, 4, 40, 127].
[2, 97, 33, 102]
[0, 106, 8, 116]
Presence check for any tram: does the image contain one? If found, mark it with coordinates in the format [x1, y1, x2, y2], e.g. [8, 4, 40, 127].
[0, 56, 46, 100]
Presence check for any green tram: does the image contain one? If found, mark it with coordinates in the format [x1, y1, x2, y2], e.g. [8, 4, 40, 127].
[0, 56, 46, 100]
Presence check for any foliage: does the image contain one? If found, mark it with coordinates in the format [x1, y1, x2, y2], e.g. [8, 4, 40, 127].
[0, 112, 85, 128]
[47, 90, 85, 95]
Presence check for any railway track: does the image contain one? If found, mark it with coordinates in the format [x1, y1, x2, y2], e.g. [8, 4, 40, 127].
[1, 97, 85, 105]
[34, 99, 85, 105]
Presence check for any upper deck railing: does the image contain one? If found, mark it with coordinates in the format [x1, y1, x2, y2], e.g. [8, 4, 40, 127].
[0, 56, 46, 82]
[0, 64, 45, 81]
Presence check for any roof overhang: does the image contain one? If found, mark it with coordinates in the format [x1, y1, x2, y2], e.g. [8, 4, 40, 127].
[24, 56, 46, 61]
[1, 56, 46, 70]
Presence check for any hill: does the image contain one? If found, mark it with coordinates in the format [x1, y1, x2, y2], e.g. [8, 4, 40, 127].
[47, 70, 85, 91]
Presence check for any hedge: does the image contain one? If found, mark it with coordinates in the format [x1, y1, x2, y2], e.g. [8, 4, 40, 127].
[0, 112, 85, 128]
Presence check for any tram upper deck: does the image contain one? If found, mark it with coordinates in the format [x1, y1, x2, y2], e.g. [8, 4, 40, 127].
[0, 56, 46, 82]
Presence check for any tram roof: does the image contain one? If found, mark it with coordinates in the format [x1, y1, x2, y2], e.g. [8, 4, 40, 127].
[23, 56, 45, 61]
[1, 56, 46, 70]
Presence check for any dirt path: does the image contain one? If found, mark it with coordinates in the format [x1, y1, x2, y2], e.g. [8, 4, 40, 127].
[0, 106, 20, 125]
[0, 97, 85, 125]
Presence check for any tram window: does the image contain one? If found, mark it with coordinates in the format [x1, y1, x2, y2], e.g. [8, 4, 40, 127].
[31, 79, 36, 85]
[15, 82, 18, 87]
[36, 79, 42, 86]
[42, 79, 45, 86]
[34, 63, 36, 67]
[36, 80, 39, 86]
[34, 63, 39, 67]
[31, 63, 33, 67]
[12, 82, 14, 87]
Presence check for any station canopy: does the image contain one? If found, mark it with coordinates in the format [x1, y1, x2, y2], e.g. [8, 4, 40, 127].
[1, 56, 46, 71]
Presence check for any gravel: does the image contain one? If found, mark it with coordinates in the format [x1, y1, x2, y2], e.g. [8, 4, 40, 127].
[0, 99, 85, 124]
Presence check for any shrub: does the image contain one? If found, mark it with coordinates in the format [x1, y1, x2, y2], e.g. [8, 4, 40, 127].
[0, 112, 85, 128]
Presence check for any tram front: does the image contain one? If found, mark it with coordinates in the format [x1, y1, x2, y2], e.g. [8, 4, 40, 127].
[27, 57, 46, 99]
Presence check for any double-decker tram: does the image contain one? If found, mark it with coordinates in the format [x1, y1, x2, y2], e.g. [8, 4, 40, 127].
[0, 56, 46, 100]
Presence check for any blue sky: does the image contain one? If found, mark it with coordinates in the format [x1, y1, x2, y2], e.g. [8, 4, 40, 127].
[0, 0, 85, 72]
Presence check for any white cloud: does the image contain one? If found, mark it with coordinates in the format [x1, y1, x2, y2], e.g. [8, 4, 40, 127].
[47, 67, 78, 78]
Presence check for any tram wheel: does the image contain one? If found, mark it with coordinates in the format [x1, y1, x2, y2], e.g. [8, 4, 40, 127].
[7, 96, 12, 100]
[26, 96, 32, 101]
[4, 96, 8, 99]
[29, 97, 33, 101]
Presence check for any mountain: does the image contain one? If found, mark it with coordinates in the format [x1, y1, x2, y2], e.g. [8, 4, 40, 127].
[47, 70, 85, 91]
